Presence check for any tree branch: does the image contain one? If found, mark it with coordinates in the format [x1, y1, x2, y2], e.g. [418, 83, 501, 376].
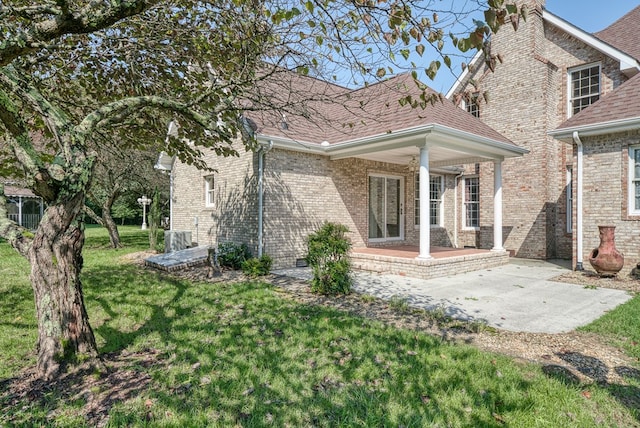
[0, 0, 163, 66]
[75, 95, 228, 140]
[82, 205, 104, 226]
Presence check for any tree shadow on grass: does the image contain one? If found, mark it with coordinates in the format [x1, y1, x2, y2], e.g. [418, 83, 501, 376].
[542, 351, 640, 419]
[76, 263, 545, 426]
[4, 259, 617, 426]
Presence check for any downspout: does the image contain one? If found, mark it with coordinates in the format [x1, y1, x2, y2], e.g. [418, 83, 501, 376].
[572, 131, 584, 270]
[453, 171, 464, 248]
[257, 140, 274, 257]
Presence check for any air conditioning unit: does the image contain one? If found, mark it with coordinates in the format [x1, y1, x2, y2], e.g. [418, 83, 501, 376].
[164, 231, 192, 253]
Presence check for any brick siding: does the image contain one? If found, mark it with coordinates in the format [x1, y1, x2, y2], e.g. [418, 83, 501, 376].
[572, 130, 640, 275]
[453, 0, 629, 260]
[174, 145, 467, 269]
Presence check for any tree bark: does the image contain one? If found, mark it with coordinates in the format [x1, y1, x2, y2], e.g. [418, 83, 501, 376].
[29, 192, 99, 380]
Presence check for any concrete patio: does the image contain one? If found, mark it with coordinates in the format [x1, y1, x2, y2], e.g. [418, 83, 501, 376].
[274, 258, 633, 334]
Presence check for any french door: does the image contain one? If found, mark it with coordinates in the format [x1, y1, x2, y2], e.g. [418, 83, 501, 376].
[368, 175, 404, 241]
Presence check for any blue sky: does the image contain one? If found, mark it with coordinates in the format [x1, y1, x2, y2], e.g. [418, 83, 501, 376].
[430, 1, 637, 92]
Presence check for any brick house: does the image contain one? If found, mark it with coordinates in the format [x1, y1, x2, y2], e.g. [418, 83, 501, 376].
[446, 1, 639, 273]
[171, 73, 527, 271]
[172, 1, 640, 275]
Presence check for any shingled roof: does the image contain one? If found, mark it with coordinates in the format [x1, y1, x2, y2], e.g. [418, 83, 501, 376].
[249, 72, 514, 147]
[553, 72, 640, 136]
[595, 5, 640, 61]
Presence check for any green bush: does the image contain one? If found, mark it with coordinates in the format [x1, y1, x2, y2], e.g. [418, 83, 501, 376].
[306, 222, 352, 295]
[217, 242, 252, 270]
[241, 254, 273, 278]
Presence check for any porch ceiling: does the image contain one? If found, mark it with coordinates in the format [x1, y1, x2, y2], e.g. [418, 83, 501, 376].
[352, 144, 491, 168]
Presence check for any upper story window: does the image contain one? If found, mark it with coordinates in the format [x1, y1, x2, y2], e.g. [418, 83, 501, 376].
[465, 98, 480, 118]
[204, 175, 215, 207]
[569, 63, 600, 116]
[414, 174, 443, 227]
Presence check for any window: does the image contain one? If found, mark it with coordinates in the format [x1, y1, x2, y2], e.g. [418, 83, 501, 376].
[628, 146, 640, 215]
[465, 97, 480, 118]
[204, 175, 215, 207]
[414, 174, 443, 227]
[566, 167, 573, 233]
[463, 176, 479, 228]
[569, 64, 600, 116]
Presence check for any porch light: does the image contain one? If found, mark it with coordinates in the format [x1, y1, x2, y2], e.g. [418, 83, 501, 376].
[137, 195, 151, 230]
[407, 156, 419, 173]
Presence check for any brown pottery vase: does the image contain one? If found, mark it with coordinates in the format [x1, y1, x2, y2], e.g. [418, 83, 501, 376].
[588, 225, 624, 276]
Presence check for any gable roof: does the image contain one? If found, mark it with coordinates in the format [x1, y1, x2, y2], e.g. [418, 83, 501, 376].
[540, 9, 639, 76]
[550, 72, 640, 139]
[247, 72, 527, 165]
[251, 73, 514, 146]
[595, 5, 640, 62]
[447, 7, 640, 98]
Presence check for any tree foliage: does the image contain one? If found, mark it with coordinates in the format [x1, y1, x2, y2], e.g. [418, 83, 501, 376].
[0, 0, 526, 379]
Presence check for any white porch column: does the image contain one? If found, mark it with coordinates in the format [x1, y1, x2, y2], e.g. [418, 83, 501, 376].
[492, 159, 505, 252]
[417, 145, 432, 259]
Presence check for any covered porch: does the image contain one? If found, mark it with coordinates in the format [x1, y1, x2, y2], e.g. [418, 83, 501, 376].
[326, 123, 528, 263]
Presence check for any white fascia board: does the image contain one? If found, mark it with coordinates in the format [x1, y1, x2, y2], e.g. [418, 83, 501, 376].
[328, 124, 528, 160]
[259, 124, 528, 161]
[549, 117, 640, 141]
[543, 10, 640, 75]
[445, 50, 483, 99]
[427, 124, 529, 157]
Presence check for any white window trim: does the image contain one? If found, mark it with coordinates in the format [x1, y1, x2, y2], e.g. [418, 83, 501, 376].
[430, 175, 444, 228]
[368, 173, 405, 242]
[567, 62, 601, 118]
[628, 146, 640, 216]
[204, 175, 215, 208]
[462, 175, 480, 231]
[566, 167, 573, 233]
[414, 174, 444, 228]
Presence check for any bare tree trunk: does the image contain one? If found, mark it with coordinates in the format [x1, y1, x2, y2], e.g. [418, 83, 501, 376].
[102, 204, 122, 249]
[29, 194, 99, 380]
[83, 198, 122, 248]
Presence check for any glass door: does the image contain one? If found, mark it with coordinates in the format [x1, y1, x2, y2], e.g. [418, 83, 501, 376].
[368, 175, 404, 241]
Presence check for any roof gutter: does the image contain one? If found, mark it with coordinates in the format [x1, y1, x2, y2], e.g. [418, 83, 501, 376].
[550, 117, 640, 141]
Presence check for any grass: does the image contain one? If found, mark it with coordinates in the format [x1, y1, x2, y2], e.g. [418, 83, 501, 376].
[1, 226, 640, 426]
[580, 293, 640, 360]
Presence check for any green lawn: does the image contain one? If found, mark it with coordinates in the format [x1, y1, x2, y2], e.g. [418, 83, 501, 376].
[581, 295, 640, 361]
[1, 226, 640, 426]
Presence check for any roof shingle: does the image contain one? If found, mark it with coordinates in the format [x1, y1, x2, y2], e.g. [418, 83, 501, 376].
[594, 5, 640, 61]
[248, 72, 514, 146]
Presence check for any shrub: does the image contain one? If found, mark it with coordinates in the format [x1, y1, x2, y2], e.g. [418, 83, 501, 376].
[306, 222, 352, 295]
[217, 242, 251, 270]
[242, 254, 273, 278]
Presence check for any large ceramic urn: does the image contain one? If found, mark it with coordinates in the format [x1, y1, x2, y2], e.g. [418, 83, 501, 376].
[588, 225, 624, 276]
